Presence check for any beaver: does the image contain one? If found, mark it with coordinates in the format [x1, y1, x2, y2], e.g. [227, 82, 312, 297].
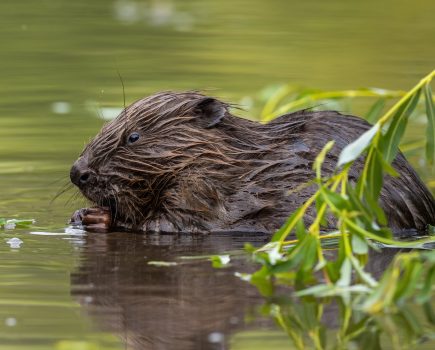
[70, 91, 435, 234]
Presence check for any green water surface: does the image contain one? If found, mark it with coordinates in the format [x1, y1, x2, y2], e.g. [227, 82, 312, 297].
[1, 0, 435, 349]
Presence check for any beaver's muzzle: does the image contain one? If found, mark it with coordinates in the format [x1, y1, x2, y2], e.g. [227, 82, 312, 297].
[70, 157, 92, 190]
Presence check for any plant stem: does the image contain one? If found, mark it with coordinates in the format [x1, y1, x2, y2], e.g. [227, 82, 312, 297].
[378, 70, 435, 125]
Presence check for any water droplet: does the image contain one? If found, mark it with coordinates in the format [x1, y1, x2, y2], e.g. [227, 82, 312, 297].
[5, 317, 17, 327]
[208, 332, 224, 343]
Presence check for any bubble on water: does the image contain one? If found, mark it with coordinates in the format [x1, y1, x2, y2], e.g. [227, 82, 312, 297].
[6, 238, 23, 249]
[173, 12, 194, 32]
[229, 316, 239, 325]
[149, 1, 174, 26]
[64, 227, 86, 235]
[208, 332, 224, 344]
[51, 102, 71, 114]
[114, 0, 141, 24]
[5, 317, 17, 327]
[100, 107, 123, 120]
[4, 222, 16, 230]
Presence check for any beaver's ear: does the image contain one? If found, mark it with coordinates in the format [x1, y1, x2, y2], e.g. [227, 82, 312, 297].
[193, 97, 227, 128]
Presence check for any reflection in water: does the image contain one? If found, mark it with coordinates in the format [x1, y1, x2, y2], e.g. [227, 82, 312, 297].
[70, 232, 409, 349]
[71, 232, 271, 350]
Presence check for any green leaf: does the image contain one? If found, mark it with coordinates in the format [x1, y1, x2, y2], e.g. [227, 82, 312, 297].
[266, 243, 284, 265]
[422, 301, 435, 324]
[364, 193, 388, 226]
[6, 219, 35, 228]
[424, 84, 435, 164]
[313, 140, 335, 178]
[337, 123, 380, 167]
[351, 233, 369, 255]
[271, 234, 318, 273]
[250, 265, 273, 296]
[394, 263, 423, 302]
[382, 89, 421, 163]
[371, 149, 384, 199]
[320, 187, 350, 212]
[295, 284, 335, 297]
[299, 234, 319, 272]
[349, 255, 377, 288]
[395, 306, 423, 338]
[271, 206, 304, 242]
[295, 219, 306, 240]
[377, 152, 399, 177]
[315, 196, 327, 227]
[416, 266, 435, 303]
[365, 98, 386, 123]
[336, 258, 352, 287]
[210, 255, 231, 268]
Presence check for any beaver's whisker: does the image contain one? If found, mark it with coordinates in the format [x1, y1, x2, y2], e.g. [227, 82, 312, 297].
[51, 182, 75, 204]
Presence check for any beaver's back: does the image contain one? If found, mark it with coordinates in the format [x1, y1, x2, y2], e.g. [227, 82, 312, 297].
[267, 110, 435, 232]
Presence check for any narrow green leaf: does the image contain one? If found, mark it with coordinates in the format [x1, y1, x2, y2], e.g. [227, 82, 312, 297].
[6, 219, 35, 228]
[315, 196, 327, 227]
[365, 98, 386, 123]
[271, 206, 303, 242]
[424, 84, 435, 164]
[394, 263, 423, 301]
[250, 265, 273, 296]
[349, 255, 378, 288]
[416, 266, 435, 303]
[396, 306, 424, 337]
[320, 187, 350, 212]
[351, 233, 369, 255]
[378, 152, 399, 177]
[365, 193, 388, 226]
[271, 235, 317, 273]
[366, 148, 383, 200]
[295, 284, 333, 297]
[336, 258, 352, 287]
[210, 255, 231, 268]
[337, 123, 380, 167]
[313, 141, 335, 178]
[267, 243, 284, 265]
[423, 301, 435, 324]
[299, 235, 318, 272]
[295, 219, 306, 240]
[382, 89, 421, 163]
[346, 187, 374, 224]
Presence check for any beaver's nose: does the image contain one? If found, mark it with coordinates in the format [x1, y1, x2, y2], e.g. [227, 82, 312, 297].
[70, 158, 92, 188]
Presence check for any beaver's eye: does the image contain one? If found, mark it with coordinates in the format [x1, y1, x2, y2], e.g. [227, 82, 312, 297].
[127, 132, 140, 145]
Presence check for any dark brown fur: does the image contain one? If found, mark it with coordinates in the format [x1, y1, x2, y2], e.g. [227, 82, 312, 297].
[70, 92, 435, 234]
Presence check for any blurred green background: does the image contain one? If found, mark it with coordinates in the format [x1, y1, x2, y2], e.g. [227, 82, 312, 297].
[1, 0, 435, 349]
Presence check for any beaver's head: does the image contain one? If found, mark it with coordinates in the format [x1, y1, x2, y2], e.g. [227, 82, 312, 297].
[70, 92, 232, 226]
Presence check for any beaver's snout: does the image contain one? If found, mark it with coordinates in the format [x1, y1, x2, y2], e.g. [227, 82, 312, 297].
[70, 157, 92, 189]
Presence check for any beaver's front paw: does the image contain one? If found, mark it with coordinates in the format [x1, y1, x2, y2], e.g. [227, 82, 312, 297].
[70, 207, 112, 233]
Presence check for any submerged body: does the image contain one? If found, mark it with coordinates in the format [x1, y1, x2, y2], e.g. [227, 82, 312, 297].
[70, 92, 435, 234]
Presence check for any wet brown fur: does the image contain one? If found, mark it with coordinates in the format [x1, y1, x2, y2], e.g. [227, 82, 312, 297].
[72, 92, 435, 234]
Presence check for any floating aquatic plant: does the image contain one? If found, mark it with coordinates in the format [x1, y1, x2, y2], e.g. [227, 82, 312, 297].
[0, 218, 35, 230]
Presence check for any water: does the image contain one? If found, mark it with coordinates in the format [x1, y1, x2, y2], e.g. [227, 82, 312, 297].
[1, 0, 435, 349]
